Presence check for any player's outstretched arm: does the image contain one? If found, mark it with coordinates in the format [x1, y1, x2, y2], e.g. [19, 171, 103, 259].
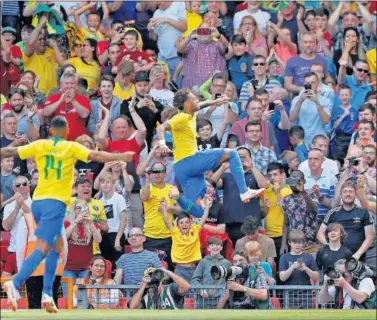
[0, 147, 19, 159]
[88, 151, 135, 164]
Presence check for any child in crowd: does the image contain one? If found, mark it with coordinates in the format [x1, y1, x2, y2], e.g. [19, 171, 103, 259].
[113, 29, 154, 73]
[246, 241, 275, 286]
[289, 126, 310, 163]
[330, 84, 358, 160]
[280, 150, 299, 176]
[191, 236, 231, 304]
[279, 230, 319, 309]
[267, 60, 284, 86]
[161, 196, 210, 283]
[227, 35, 254, 94]
[184, 1, 203, 37]
[112, 61, 135, 101]
[196, 108, 229, 151]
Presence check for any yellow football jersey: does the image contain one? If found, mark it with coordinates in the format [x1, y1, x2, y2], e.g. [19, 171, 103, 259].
[18, 138, 91, 206]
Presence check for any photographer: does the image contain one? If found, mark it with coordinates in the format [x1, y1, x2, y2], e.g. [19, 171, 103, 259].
[319, 259, 376, 309]
[129, 267, 190, 310]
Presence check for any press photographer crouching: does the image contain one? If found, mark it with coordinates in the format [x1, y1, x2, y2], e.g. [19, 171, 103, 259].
[319, 258, 376, 309]
[217, 242, 270, 309]
[129, 267, 190, 309]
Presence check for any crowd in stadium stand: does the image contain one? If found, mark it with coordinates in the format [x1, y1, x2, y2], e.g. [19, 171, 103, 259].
[0, 0, 376, 311]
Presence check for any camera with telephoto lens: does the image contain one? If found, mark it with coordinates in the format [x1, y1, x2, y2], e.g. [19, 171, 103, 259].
[286, 176, 301, 187]
[211, 264, 249, 281]
[144, 267, 165, 287]
[345, 257, 376, 279]
[348, 156, 359, 167]
[325, 266, 341, 286]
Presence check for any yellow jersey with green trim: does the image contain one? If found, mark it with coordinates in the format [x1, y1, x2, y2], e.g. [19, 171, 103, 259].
[18, 138, 91, 206]
[168, 112, 198, 163]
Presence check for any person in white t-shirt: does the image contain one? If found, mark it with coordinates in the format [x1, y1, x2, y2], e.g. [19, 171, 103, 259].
[298, 134, 339, 176]
[2, 176, 32, 258]
[147, 1, 187, 76]
[233, 1, 271, 34]
[99, 172, 131, 266]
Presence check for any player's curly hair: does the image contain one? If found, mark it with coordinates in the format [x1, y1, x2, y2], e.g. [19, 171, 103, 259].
[173, 89, 191, 110]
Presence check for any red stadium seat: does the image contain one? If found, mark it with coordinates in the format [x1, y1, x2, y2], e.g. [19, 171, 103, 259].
[118, 297, 128, 309]
[270, 297, 281, 309]
[105, 259, 112, 279]
[0, 261, 3, 275]
[0, 298, 28, 309]
[184, 297, 195, 309]
[0, 231, 11, 243]
[0, 246, 8, 263]
[58, 298, 68, 309]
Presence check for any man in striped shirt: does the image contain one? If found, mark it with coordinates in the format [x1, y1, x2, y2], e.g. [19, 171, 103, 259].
[303, 149, 337, 224]
[114, 227, 163, 286]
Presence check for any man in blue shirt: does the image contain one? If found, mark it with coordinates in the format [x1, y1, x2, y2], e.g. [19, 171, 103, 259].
[290, 72, 333, 145]
[338, 59, 372, 110]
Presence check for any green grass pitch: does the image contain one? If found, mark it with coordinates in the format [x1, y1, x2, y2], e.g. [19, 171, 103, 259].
[1, 310, 376, 320]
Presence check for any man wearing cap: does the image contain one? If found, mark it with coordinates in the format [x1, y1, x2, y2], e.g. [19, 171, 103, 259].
[1, 27, 21, 86]
[117, 72, 163, 149]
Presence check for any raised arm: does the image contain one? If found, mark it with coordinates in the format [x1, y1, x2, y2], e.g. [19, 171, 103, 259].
[161, 198, 173, 230]
[96, 106, 110, 150]
[129, 94, 147, 146]
[73, 2, 97, 29]
[327, 2, 344, 37]
[25, 14, 48, 57]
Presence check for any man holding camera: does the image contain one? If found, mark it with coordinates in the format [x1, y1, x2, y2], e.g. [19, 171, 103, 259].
[319, 259, 376, 309]
[289, 72, 333, 146]
[129, 267, 190, 309]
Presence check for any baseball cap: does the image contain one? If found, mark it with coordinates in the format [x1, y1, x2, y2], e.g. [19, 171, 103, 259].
[135, 72, 150, 83]
[1, 27, 16, 35]
[75, 175, 93, 187]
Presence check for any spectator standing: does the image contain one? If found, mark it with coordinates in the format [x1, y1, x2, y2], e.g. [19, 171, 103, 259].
[299, 134, 339, 177]
[237, 16, 268, 57]
[263, 162, 292, 264]
[43, 73, 90, 141]
[113, 61, 135, 101]
[290, 72, 333, 145]
[242, 121, 277, 175]
[316, 223, 352, 275]
[318, 182, 374, 261]
[148, 64, 175, 109]
[233, 1, 270, 35]
[147, 1, 187, 76]
[235, 216, 276, 268]
[114, 227, 163, 285]
[177, 23, 227, 89]
[303, 149, 337, 224]
[284, 32, 328, 95]
[349, 104, 376, 147]
[289, 125, 310, 164]
[281, 170, 320, 256]
[211, 147, 269, 245]
[1, 27, 21, 86]
[98, 172, 130, 267]
[279, 230, 319, 309]
[140, 162, 180, 266]
[23, 15, 57, 95]
[1, 157, 16, 203]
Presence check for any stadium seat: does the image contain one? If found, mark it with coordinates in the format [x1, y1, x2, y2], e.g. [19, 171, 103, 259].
[58, 297, 68, 309]
[0, 261, 3, 275]
[105, 259, 112, 279]
[118, 297, 128, 309]
[0, 231, 10, 263]
[270, 296, 281, 309]
[124, 245, 132, 254]
[0, 231, 10, 243]
[184, 297, 195, 309]
[0, 245, 8, 263]
[0, 297, 28, 309]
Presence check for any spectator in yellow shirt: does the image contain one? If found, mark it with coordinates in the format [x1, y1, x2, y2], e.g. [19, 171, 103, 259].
[113, 60, 135, 101]
[23, 14, 57, 95]
[366, 48, 376, 89]
[263, 162, 292, 265]
[161, 193, 211, 282]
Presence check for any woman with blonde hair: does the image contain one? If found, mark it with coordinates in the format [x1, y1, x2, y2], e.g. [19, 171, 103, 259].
[148, 63, 175, 108]
[239, 15, 268, 57]
[245, 241, 275, 285]
[73, 255, 120, 309]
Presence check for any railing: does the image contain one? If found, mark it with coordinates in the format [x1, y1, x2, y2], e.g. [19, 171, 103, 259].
[75, 284, 337, 310]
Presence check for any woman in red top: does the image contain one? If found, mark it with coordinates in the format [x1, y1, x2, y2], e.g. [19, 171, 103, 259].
[63, 199, 102, 295]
